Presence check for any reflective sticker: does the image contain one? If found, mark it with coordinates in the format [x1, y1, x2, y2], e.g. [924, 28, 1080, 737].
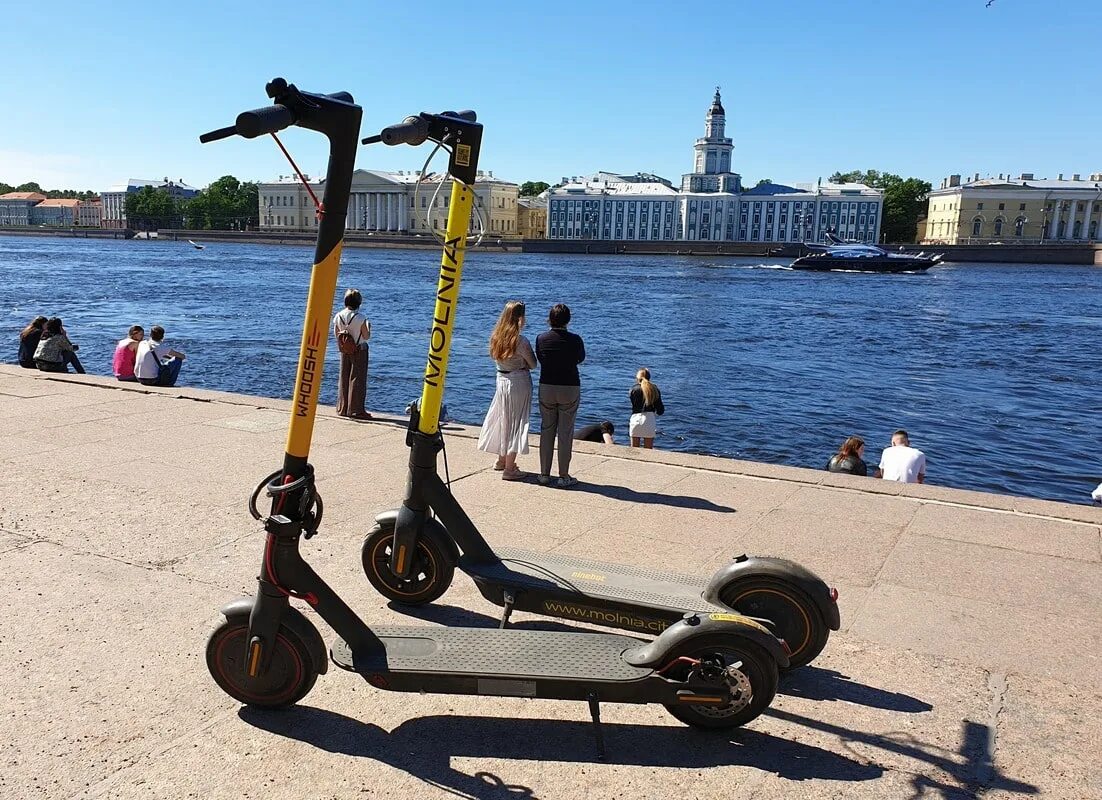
[708, 612, 771, 634]
[456, 144, 471, 167]
[709, 612, 750, 623]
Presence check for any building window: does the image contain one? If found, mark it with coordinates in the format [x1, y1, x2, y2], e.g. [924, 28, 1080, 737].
[998, 203, 1005, 210]
[1014, 217, 1025, 237]
[1019, 203, 1026, 211]
[977, 202, 984, 210]
[972, 217, 983, 237]
[994, 218, 1004, 236]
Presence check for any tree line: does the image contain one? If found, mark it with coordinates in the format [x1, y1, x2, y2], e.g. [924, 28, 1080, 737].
[0, 180, 97, 201]
[124, 176, 259, 231]
[828, 170, 931, 243]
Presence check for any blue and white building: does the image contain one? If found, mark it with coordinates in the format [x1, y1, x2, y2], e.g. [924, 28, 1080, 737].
[548, 90, 883, 244]
[101, 178, 198, 229]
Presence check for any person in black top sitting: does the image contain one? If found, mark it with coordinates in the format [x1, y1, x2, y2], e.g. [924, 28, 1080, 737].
[535, 303, 585, 488]
[826, 436, 868, 476]
[575, 420, 615, 445]
[18, 316, 47, 368]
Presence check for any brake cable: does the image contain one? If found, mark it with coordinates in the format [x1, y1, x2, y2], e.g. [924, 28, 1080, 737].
[270, 131, 324, 220]
[411, 134, 487, 247]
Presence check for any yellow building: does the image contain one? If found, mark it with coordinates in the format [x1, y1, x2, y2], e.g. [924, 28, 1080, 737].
[407, 172, 519, 238]
[258, 169, 521, 237]
[924, 172, 1102, 244]
[517, 196, 547, 239]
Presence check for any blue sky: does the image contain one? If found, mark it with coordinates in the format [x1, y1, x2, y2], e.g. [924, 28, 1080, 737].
[4, 0, 1100, 191]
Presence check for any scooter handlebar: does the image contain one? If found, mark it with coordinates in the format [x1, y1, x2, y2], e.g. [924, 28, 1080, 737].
[363, 115, 430, 147]
[235, 104, 295, 139]
[199, 104, 295, 144]
[361, 110, 477, 146]
[198, 125, 238, 144]
[442, 110, 477, 122]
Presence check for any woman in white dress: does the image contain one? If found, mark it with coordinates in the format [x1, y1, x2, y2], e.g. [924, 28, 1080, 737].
[477, 301, 536, 480]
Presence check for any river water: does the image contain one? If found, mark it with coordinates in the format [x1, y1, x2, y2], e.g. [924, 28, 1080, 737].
[3, 234, 1099, 504]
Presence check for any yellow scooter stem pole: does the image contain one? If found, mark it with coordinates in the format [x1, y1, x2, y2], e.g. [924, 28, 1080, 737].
[416, 182, 474, 435]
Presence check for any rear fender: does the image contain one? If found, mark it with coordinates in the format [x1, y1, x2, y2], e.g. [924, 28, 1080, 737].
[704, 555, 841, 631]
[220, 596, 328, 675]
[624, 613, 789, 669]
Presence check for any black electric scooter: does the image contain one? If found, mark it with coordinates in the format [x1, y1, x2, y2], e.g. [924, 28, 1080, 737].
[201, 80, 788, 755]
[359, 159, 839, 674]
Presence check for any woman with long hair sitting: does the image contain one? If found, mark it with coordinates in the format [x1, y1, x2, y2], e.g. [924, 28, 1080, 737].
[826, 436, 868, 476]
[18, 316, 47, 369]
[477, 300, 536, 481]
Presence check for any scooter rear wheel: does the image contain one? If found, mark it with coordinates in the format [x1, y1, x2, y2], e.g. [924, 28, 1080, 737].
[206, 618, 317, 707]
[663, 639, 777, 729]
[361, 523, 455, 605]
[719, 577, 829, 669]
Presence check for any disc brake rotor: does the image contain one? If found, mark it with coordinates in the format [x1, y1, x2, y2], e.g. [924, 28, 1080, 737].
[691, 659, 753, 718]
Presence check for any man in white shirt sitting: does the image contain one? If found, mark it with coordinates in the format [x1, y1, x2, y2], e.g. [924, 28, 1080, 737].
[134, 325, 187, 387]
[875, 429, 926, 484]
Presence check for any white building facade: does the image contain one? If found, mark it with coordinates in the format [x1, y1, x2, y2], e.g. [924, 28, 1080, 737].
[548, 91, 883, 244]
[257, 169, 520, 237]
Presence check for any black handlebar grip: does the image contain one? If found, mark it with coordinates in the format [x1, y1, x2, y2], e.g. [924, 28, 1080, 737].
[379, 116, 430, 146]
[199, 125, 238, 144]
[235, 104, 295, 139]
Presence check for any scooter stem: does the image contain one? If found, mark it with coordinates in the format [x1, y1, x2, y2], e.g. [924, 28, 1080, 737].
[416, 183, 475, 435]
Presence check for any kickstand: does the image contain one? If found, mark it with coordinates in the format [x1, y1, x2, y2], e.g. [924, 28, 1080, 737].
[587, 691, 606, 761]
[499, 590, 515, 629]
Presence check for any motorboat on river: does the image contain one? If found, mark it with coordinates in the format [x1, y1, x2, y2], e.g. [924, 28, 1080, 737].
[791, 234, 941, 273]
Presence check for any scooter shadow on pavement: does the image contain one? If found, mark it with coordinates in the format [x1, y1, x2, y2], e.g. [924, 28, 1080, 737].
[238, 706, 883, 798]
[556, 480, 736, 512]
[778, 667, 934, 713]
[765, 708, 1039, 798]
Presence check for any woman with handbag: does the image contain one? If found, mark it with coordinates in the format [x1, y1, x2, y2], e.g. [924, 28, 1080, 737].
[332, 288, 372, 420]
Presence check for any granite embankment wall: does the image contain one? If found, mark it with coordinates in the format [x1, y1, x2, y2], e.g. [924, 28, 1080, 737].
[0, 226, 132, 240]
[4, 226, 1101, 263]
[522, 237, 1102, 265]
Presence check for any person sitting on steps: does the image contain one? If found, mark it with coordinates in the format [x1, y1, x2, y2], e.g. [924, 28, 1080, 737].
[33, 317, 86, 374]
[134, 325, 186, 387]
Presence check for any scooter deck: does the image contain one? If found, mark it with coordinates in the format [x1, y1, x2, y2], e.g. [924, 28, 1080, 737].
[331, 626, 648, 682]
[465, 546, 722, 617]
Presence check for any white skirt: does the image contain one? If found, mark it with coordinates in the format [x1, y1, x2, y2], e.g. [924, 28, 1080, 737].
[477, 371, 532, 456]
[629, 411, 657, 439]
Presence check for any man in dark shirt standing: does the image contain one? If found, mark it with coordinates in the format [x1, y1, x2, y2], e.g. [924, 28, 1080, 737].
[535, 304, 585, 488]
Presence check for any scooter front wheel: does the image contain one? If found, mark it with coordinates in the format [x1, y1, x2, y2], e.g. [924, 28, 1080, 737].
[720, 577, 829, 669]
[206, 618, 318, 707]
[663, 638, 777, 729]
[361, 523, 455, 605]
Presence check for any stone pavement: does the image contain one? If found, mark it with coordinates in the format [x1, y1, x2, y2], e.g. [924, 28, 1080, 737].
[1, 365, 1099, 800]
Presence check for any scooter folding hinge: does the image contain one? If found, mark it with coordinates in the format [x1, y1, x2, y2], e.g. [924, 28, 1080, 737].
[587, 691, 606, 761]
[499, 590, 516, 629]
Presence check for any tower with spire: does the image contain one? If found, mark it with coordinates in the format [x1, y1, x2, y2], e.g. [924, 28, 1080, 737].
[681, 87, 741, 193]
